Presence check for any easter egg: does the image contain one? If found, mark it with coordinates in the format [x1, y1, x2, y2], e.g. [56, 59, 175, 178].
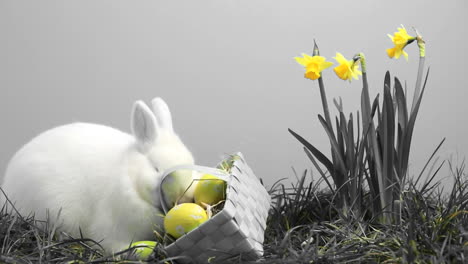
[129, 241, 157, 260]
[194, 174, 227, 206]
[161, 169, 197, 210]
[164, 203, 208, 239]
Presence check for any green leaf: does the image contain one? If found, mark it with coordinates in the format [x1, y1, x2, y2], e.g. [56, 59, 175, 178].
[362, 72, 388, 223]
[400, 68, 430, 177]
[394, 76, 408, 179]
[333, 97, 344, 113]
[303, 147, 334, 192]
[318, 115, 348, 176]
[419, 160, 445, 196]
[382, 83, 396, 197]
[384, 71, 391, 90]
[336, 116, 345, 162]
[344, 113, 357, 199]
[288, 128, 335, 175]
[353, 111, 366, 190]
[356, 111, 361, 152]
[346, 113, 355, 175]
[394, 77, 408, 130]
[364, 151, 380, 209]
[371, 94, 380, 119]
[355, 133, 367, 182]
[361, 89, 371, 134]
[384, 71, 395, 113]
[414, 138, 445, 187]
[293, 170, 307, 206]
[411, 56, 426, 113]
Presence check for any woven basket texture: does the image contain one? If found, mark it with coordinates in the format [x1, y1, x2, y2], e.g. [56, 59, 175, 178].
[164, 153, 271, 263]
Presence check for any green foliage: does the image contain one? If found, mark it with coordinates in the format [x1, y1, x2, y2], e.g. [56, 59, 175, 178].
[0, 198, 169, 263]
[1, 163, 467, 263]
[1, 36, 465, 262]
[263, 164, 468, 263]
[289, 42, 433, 224]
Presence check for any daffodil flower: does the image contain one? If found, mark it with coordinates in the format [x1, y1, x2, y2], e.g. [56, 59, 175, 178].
[295, 54, 334, 80]
[333, 52, 362, 81]
[386, 26, 416, 60]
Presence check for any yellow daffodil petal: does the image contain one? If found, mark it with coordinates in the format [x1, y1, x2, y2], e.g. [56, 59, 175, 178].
[393, 27, 413, 45]
[333, 52, 360, 81]
[319, 61, 334, 71]
[295, 56, 309, 66]
[389, 43, 406, 59]
[295, 53, 314, 66]
[351, 65, 362, 80]
[402, 50, 409, 61]
[303, 53, 314, 60]
[334, 53, 348, 65]
[315, 56, 328, 65]
[391, 27, 411, 45]
[394, 48, 402, 59]
[295, 54, 333, 80]
[386, 25, 415, 60]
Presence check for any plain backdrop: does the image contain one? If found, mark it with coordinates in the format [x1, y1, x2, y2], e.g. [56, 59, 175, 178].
[1, 0, 467, 190]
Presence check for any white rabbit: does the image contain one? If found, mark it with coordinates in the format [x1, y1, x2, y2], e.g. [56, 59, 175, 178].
[0, 97, 195, 253]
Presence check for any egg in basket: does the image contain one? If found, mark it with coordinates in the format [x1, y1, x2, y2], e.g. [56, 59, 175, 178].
[159, 153, 271, 263]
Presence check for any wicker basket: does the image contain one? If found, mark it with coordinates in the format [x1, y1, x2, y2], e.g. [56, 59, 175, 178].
[160, 153, 271, 263]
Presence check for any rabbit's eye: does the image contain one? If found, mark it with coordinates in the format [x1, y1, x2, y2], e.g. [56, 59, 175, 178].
[154, 167, 160, 173]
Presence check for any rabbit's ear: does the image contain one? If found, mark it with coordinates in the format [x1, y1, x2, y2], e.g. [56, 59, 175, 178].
[151, 97, 174, 132]
[131, 100, 159, 151]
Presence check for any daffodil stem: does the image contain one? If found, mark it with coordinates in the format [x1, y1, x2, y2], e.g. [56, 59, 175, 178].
[317, 77, 336, 176]
[417, 35, 426, 58]
[318, 77, 332, 128]
[318, 75, 348, 213]
[411, 38, 426, 113]
[313, 41, 333, 128]
[358, 53, 367, 73]
[313, 41, 346, 211]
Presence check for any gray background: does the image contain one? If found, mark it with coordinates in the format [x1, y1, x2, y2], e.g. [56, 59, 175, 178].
[1, 0, 467, 189]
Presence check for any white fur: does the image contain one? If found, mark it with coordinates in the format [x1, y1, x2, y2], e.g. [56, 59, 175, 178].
[0, 98, 194, 253]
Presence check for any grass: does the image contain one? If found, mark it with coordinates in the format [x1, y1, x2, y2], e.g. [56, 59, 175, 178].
[264, 161, 468, 263]
[1, 161, 467, 263]
[1, 28, 466, 264]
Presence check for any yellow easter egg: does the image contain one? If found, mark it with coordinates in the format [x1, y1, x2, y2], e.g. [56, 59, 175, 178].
[129, 240, 157, 260]
[161, 170, 196, 209]
[194, 174, 227, 206]
[164, 203, 208, 239]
